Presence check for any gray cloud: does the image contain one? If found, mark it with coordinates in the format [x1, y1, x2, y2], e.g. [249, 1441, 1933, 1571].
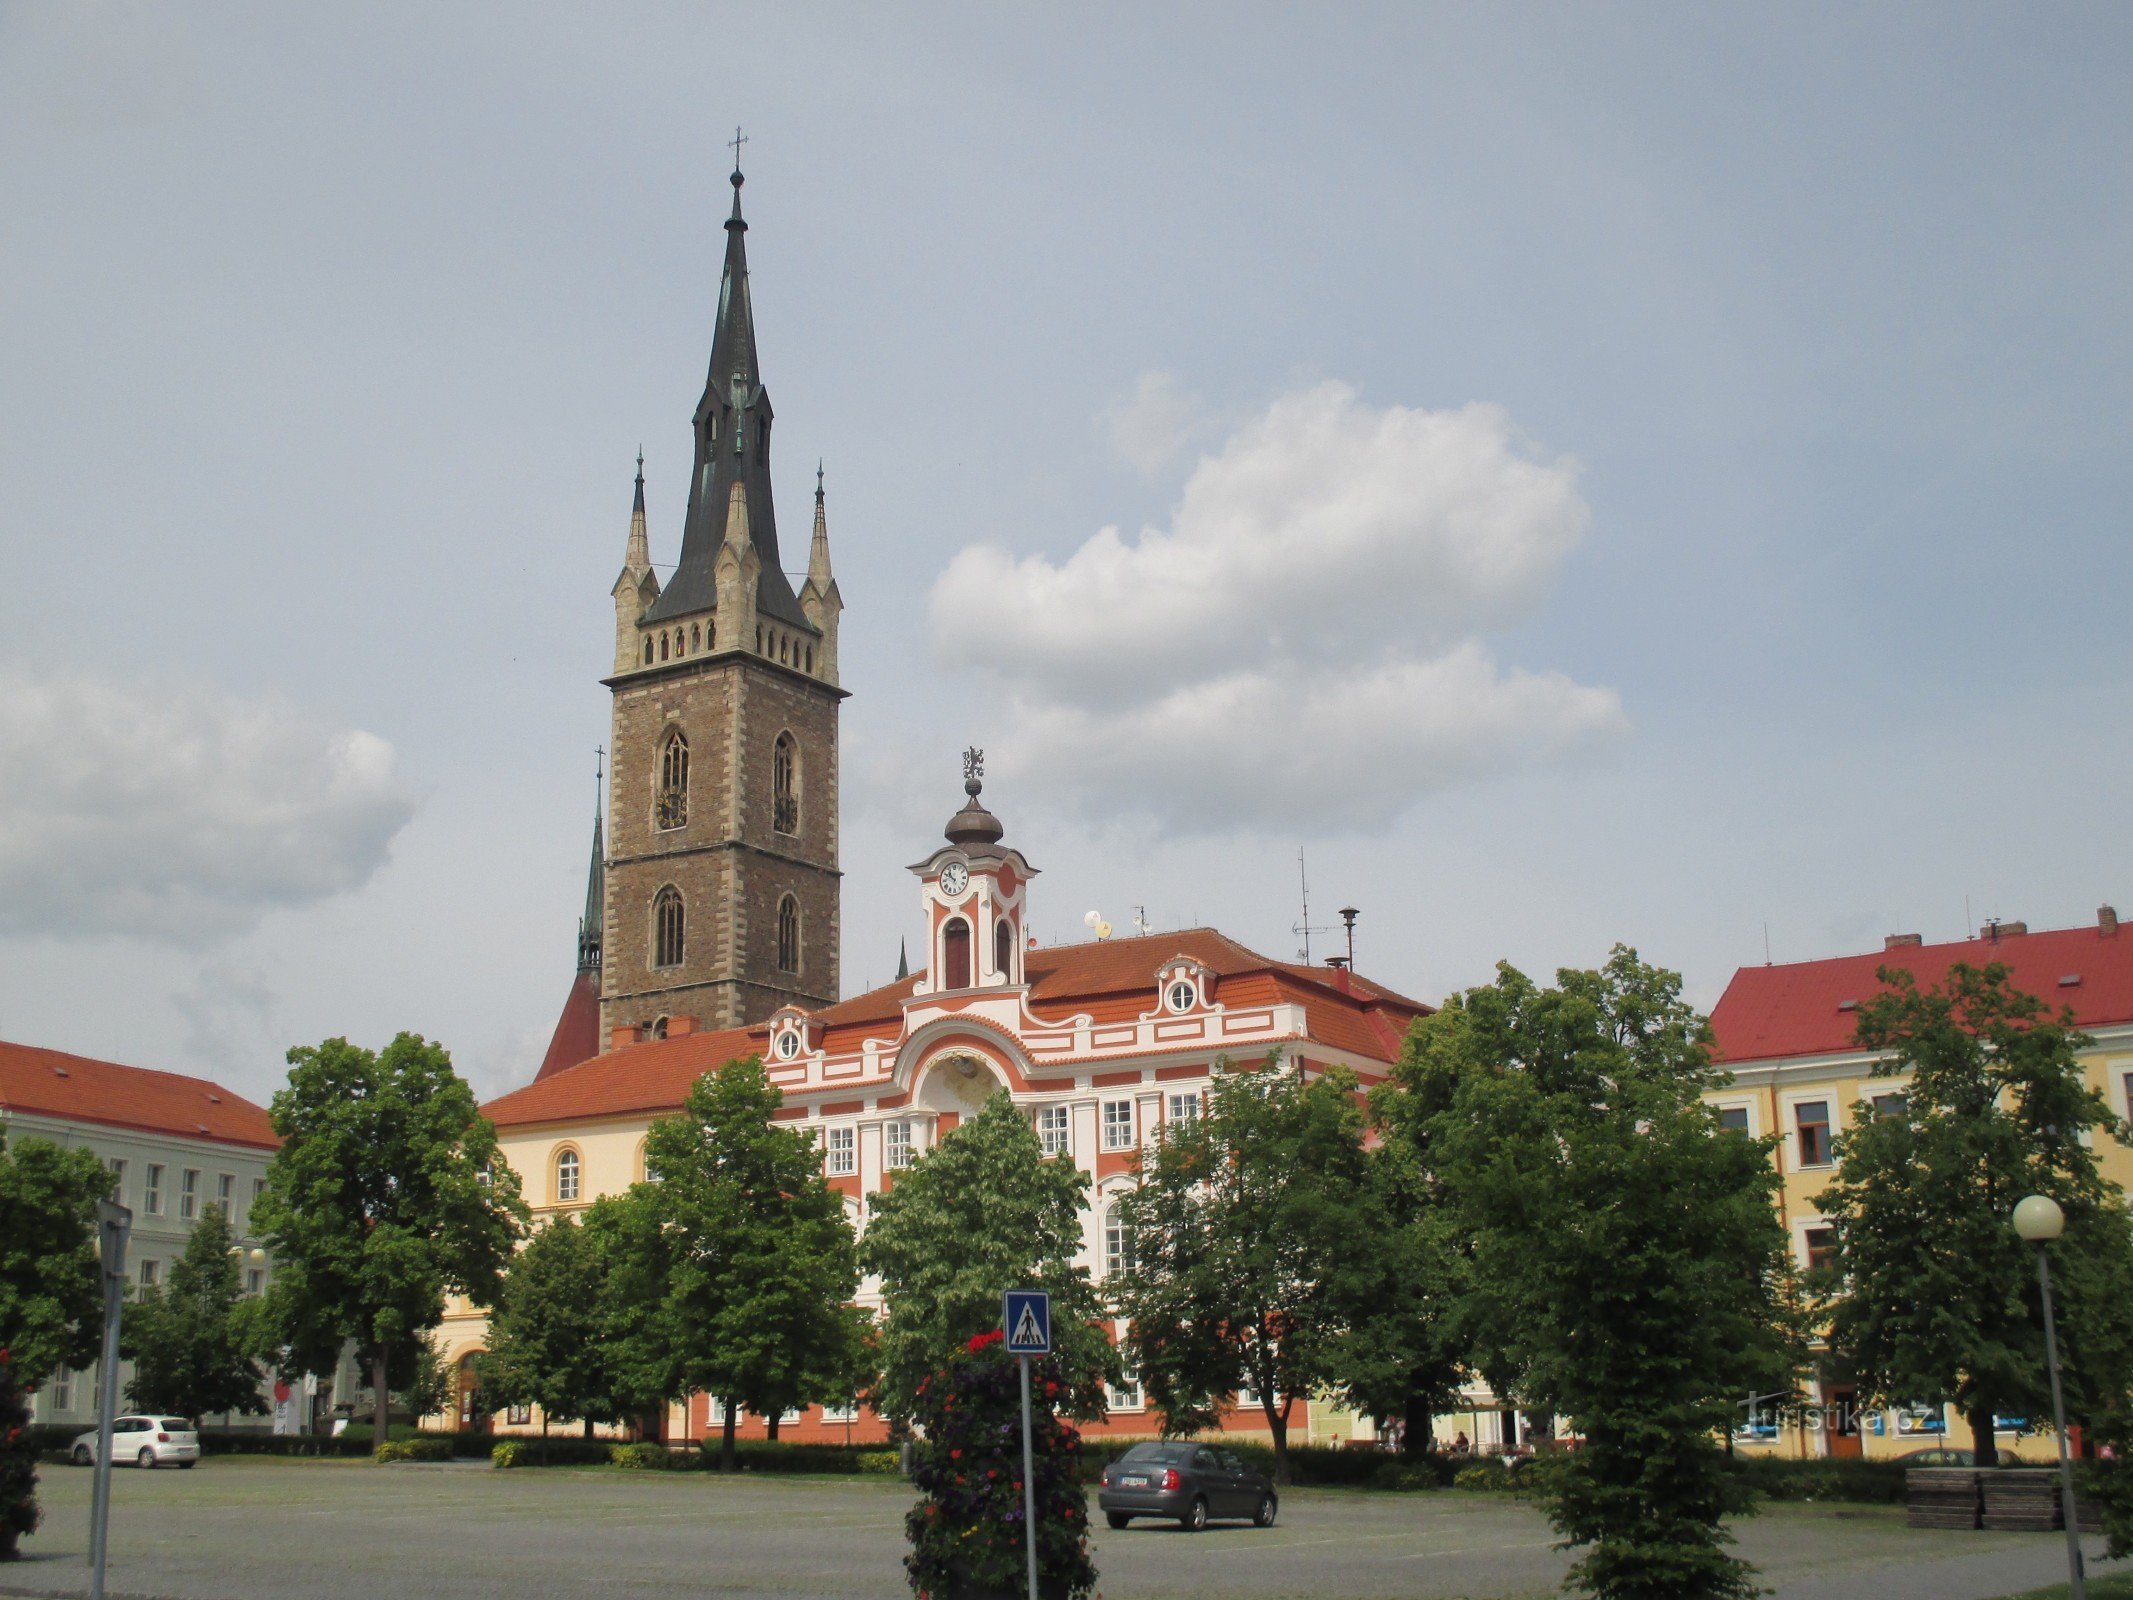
[0, 669, 416, 941]
[931, 382, 1627, 832]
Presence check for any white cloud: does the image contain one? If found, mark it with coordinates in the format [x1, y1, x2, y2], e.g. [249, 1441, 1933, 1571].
[0, 669, 416, 941]
[930, 382, 1628, 832]
[1100, 370, 1209, 475]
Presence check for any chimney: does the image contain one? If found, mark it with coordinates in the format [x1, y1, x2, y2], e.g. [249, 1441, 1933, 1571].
[610, 1024, 643, 1049]
[665, 1015, 697, 1038]
[1982, 918, 2028, 942]
[1325, 957, 1354, 995]
[1884, 933, 1923, 950]
[2103, 905, 2120, 939]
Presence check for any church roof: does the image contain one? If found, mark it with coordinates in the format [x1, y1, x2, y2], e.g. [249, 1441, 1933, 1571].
[1710, 911, 2133, 1067]
[644, 166, 812, 632]
[483, 927, 1428, 1130]
[533, 968, 604, 1083]
[0, 1039, 278, 1149]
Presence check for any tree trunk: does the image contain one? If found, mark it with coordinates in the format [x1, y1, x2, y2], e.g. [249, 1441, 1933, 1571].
[765, 1412, 781, 1442]
[582, 1416, 594, 1439]
[1968, 1403, 1996, 1466]
[1401, 1392, 1433, 1461]
[371, 1347, 392, 1452]
[721, 1403, 738, 1472]
[1265, 1398, 1290, 1487]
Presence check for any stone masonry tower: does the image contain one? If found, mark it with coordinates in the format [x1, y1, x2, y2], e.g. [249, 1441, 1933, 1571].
[600, 161, 844, 1039]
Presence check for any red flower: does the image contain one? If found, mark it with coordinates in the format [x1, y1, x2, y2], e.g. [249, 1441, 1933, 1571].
[967, 1328, 1005, 1352]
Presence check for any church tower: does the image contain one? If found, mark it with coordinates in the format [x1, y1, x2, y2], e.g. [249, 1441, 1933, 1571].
[600, 161, 844, 1040]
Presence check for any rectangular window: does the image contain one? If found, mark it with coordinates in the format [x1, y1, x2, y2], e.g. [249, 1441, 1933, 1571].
[107, 1159, 127, 1202]
[1804, 1227, 1838, 1274]
[138, 1259, 160, 1289]
[1795, 1101, 1832, 1167]
[884, 1122, 913, 1171]
[144, 1164, 164, 1215]
[50, 1366, 72, 1412]
[1102, 1100, 1136, 1151]
[252, 1176, 266, 1208]
[1870, 1091, 1909, 1120]
[507, 1404, 532, 1426]
[826, 1125, 856, 1177]
[217, 1172, 235, 1217]
[1167, 1092, 1201, 1127]
[1717, 1106, 1750, 1134]
[821, 1400, 859, 1424]
[180, 1169, 200, 1221]
[1108, 1371, 1144, 1413]
[1035, 1105, 1070, 1157]
[1104, 1218, 1134, 1281]
[245, 1268, 264, 1296]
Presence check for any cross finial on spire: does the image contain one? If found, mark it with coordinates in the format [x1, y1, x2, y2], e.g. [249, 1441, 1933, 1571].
[816, 458, 825, 499]
[728, 125, 748, 177]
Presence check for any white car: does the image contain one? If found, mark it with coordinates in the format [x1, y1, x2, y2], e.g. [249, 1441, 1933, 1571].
[71, 1416, 200, 1469]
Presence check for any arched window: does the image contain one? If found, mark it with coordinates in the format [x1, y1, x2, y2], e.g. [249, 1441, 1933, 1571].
[643, 638, 653, 666]
[659, 632, 669, 662]
[772, 733, 799, 835]
[707, 621, 715, 650]
[654, 886, 685, 968]
[943, 918, 971, 990]
[690, 624, 700, 650]
[805, 646, 814, 674]
[995, 917, 1014, 982]
[554, 1148, 580, 1204]
[777, 895, 800, 975]
[656, 731, 688, 829]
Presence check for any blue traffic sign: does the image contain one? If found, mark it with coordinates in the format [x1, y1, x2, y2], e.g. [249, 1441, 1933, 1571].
[1003, 1289, 1051, 1355]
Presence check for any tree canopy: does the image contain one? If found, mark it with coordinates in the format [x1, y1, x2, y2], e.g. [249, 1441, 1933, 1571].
[251, 1033, 525, 1443]
[121, 1204, 267, 1420]
[1815, 962, 2133, 1462]
[0, 1134, 110, 1384]
[859, 1091, 1117, 1424]
[642, 1057, 866, 1464]
[1382, 947, 1798, 1600]
[1111, 1058, 1378, 1484]
[479, 1212, 616, 1434]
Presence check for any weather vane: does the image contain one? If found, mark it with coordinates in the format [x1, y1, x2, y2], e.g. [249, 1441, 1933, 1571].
[728, 125, 748, 174]
[962, 746, 984, 785]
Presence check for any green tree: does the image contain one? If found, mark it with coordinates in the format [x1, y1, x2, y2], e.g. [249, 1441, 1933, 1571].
[1325, 1135, 1470, 1459]
[1390, 948, 1797, 1600]
[251, 1033, 526, 1445]
[1815, 962, 2133, 1463]
[480, 1213, 614, 1435]
[643, 1057, 864, 1467]
[859, 1091, 1118, 1425]
[580, 1187, 691, 1431]
[0, 1134, 110, 1383]
[120, 1205, 266, 1420]
[1, 1346, 37, 1559]
[1112, 1059, 1375, 1485]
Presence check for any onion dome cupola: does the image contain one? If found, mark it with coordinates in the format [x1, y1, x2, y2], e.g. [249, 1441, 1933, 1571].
[908, 748, 1037, 995]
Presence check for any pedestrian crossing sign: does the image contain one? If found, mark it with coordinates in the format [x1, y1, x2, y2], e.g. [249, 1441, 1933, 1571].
[1003, 1289, 1051, 1355]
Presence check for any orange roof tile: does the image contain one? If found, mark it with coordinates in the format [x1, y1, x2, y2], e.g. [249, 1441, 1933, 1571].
[485, 1024, 764, 1129]
[0, 1039, 277, 1149]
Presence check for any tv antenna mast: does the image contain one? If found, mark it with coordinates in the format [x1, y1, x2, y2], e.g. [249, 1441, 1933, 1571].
[1293, 848, 1331, 963]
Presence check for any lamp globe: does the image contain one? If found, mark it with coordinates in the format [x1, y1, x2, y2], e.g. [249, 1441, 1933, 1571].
[2012, 1194, 2066, 1243]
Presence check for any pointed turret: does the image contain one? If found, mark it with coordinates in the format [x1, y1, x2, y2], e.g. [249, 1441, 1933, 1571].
[896, 937, 910, 981]
[645, 162, 812, 634]
[536, 796, 607, 1083]
[576, 806, 605, 973]
[612, 454, 661, 673]
[797, 461, 844, 684]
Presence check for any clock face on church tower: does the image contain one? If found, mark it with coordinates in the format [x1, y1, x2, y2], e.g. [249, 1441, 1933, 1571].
[939, 861, 969, 896]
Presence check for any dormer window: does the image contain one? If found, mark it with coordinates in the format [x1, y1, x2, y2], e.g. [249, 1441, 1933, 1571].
[1167, 980, 1197, 1014]
[773, 1027, 800, 1061]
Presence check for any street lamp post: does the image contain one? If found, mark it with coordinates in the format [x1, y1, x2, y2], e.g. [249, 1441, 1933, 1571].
[2013, 1194, 2085, 1600]
[89, 1200, 131, 1600]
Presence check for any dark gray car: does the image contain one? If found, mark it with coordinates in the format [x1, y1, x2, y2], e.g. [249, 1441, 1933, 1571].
[1097, 1441, 1277, 1531]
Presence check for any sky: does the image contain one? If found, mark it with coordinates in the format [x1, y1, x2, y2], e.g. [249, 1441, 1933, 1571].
[2, 3, 2129, 1107]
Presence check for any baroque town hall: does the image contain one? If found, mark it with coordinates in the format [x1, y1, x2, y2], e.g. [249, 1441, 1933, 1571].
[447, 165, 1428, 1445]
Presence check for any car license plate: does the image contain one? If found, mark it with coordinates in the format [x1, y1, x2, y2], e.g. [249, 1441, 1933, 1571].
[1119, 1474, 1148, 1488]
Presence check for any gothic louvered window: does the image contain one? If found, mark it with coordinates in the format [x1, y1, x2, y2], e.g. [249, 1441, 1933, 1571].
[656, 731, 688, 830]
[943, 918, 971, 990]
[994, 917, 1013, 981]
[654, 886, 684, 968]
[777, 895, 800, 975]
[773, 733, 799, 835]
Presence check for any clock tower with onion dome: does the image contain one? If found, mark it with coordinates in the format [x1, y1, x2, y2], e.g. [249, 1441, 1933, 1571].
[908, 749, 1037, 997]
[597, 154, 845, 1042]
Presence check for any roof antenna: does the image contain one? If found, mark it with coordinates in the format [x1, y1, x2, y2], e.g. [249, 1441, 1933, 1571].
[1292, 848, 1329, 963]
[1339, 906, 1359, 968]
[1132, 905, 1152, 938]
[1762, 920, 1771, 967]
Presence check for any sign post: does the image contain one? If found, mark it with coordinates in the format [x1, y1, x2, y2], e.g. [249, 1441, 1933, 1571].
[89, 1200, 131, 1600]
[1003, 1290, 1052, 1600]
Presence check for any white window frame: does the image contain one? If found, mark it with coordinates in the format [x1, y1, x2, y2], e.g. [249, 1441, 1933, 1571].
[1035, 1105, 1070, 1157]
[826, 1125, 857, 1177]
[1107, 1370, 1145, 1413]
[1166, 979, 1196, 1014]
[143, 1164, 164, 1215]
[1101, 1099, 1136, 1151]
[138, 1259, 160, 1289]
[1103, 1211, 1133, 1280]
[820, 1399, 859, 1424]
[555, 1148, 582, 1202]
[106, 1159, 127, 1204]
[1166, 1091, 1201, 1127]
[180, 1167, 200, 1220]
[245, 1267, 264, 1296]
[50, 1366, 73, 1412]
[884, 1121, 914, 1171]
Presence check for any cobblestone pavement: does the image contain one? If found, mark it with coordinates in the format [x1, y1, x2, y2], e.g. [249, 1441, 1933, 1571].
[1, 1459, 2114, 1600]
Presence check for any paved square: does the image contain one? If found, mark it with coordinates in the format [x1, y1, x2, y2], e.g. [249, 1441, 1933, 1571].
[0, 1459, 2115, 1600]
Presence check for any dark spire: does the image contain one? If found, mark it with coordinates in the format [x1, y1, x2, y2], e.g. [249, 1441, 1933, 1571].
[646, 151, 810, 630]
[576, 792, 605, 973]
[633, 447, 645, 518]
[896, 937, 909, 982]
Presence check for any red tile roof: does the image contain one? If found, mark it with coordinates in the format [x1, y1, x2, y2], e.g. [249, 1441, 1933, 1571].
[1710, 916, 2133, 1067]
[534, 969, 602, 1082]
[0, 1039, 278, 1149]
[486, 928, 1428, 1128]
